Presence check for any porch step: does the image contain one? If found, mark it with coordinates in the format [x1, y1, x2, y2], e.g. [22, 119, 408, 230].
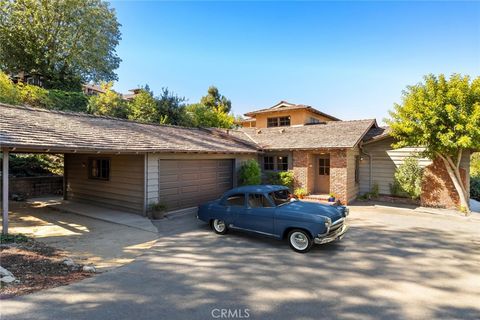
[304, 194, 330, 201]
[303, 194, 337, 205]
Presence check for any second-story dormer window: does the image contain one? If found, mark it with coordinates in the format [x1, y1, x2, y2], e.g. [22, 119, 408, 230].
[267, 116, 291, 127]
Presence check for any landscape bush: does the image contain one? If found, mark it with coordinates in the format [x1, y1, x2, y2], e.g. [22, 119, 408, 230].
[9, 154, 64, 177]
[471, 177, 480, 201]
[0, 71, 19, 104]
[238, 160, 261, 185]
[48, 90, 88, 112]
[358, 182, 380, 200]
[264, 170, 295, 190]
[16, 81, 50, 108]
[0, 71, 89, 112]
[392, 157, 423, 199]
[294, 187, 308, 198]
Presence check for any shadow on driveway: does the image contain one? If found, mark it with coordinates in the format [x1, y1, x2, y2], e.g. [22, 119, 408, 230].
[2, 207, 480, 320]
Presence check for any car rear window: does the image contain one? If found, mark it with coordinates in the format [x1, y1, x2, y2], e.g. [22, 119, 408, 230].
[225, 194, 245, 207]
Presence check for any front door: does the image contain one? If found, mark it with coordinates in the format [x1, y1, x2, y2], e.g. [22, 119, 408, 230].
[315, 155, 330, 193]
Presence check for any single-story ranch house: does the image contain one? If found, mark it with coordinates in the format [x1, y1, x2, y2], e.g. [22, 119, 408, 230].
[0, 101, 472, 220]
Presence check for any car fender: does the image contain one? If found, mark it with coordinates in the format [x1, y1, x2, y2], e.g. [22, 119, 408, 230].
[274, 211, 328, 238]
[198, 202, 236, 225]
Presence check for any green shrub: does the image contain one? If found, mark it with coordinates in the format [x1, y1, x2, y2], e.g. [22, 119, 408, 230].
[471, 152, 480, 178]
[471, 177, 480, 201]
[390, 180, 409, 198]
[278, 171, 294, 189]
[358, 182, 380, 200]
[9, 154, 63, 176]
[238, 160, 261, 185]
[294, 187, 308, 197]
[0, 71, 89, 112]
[48, 90, 88, 112]
[264, 171, 279, 185]
[0, 233, 29, 244]
[264, 170, 295, 190]
[0, 71, 20, 104]
[393, 157, 423, 199]
[371, 182, 379, 198]
[17, 82, 50, 108]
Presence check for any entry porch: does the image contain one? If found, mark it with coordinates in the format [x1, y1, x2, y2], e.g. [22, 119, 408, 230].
[291, 148, 360, 204]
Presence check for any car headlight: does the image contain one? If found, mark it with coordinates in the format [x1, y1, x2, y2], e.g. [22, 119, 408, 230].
[344, 207, 349, 217]
[324, 217, 332, 228]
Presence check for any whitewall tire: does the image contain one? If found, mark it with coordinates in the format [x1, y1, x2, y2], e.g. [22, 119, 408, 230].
[212, 219, 228, 235]
[288, 229, 313, 253]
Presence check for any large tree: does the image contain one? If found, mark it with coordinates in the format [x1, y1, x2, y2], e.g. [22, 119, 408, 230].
[185, 86, 235, 128]
[127, 89, 157, 123]
[155, 88, 191, 126]
[87, 82, 126, 118]
[0, 0, 121, 90]
[200, 86, 232, 113]
[387, 74, 480, 214]
[186, 103, 234, 129]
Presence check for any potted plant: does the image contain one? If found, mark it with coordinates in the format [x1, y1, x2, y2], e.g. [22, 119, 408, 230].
[149, 202, 167, 220]
[328, 193, 336, 202]
[294, 187, 308, 199]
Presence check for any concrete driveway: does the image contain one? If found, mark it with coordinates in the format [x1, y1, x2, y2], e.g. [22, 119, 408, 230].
[6, 201, 158, 270]
[2, 205, 480, 320]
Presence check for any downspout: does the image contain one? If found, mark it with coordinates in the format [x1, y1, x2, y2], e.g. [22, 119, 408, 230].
[63, 153, 68, 200]
[2, 148, 9, 235]
[144, 153, 148, 217]
[359, 142, 373, 191]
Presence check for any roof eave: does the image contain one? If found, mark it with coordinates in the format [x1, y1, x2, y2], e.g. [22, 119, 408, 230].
[0, 144, 259, 155]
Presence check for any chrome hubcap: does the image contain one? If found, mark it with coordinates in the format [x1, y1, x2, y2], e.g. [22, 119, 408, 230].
[290, 232, 308, 250]
[213, 220, 225, 232]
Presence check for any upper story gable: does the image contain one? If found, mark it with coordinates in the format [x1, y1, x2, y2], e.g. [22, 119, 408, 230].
[239, 101, 340, 128]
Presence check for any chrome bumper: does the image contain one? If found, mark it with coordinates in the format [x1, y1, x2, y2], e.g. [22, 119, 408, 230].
[314, 223, 349, 244]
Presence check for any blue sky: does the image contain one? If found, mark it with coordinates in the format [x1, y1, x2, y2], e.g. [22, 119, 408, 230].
[111, 1, 480, 123]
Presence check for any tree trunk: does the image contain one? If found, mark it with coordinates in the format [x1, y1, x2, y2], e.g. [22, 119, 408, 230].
[438, 153, 470, 215]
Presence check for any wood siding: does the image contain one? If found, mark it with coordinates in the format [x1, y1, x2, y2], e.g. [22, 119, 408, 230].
[359, 137, 432, 195]
[65, 154, 145, 213]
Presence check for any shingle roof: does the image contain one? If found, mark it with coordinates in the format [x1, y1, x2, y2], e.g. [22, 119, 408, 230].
[0, 104, 258, 154]
[225, 119, 377, 150]
[362, 126, 390, 143]
[244, 101, 341, 121]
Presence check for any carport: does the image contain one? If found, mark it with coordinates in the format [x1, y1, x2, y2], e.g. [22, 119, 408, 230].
[0, 103, 259, 234]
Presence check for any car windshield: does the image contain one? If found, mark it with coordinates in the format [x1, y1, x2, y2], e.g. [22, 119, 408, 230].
[269, 189, 292, 206]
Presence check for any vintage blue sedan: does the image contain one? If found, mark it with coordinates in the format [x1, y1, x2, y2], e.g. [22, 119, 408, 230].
[197, 185, 349, 253]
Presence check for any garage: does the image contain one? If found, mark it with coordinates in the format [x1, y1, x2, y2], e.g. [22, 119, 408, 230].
[159, 159, 234, 210]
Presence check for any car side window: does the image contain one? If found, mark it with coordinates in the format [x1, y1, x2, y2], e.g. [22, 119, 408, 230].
[269, 190, 290, 206]
[225, 194, 246, 207]
[248, 194, 273, 208]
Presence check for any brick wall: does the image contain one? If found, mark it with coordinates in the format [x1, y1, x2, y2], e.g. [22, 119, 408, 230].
[421, 157, 468, 209]
[8, 176, 63, 198]
[292, 150, 310, 190]
[330, 149, 348, 204]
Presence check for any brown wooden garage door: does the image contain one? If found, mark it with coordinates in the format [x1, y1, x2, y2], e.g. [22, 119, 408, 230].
[159, 159, 234, 210]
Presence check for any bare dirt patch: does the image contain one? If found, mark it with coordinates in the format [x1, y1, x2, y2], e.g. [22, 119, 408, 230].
[0, 237, 92, 299]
